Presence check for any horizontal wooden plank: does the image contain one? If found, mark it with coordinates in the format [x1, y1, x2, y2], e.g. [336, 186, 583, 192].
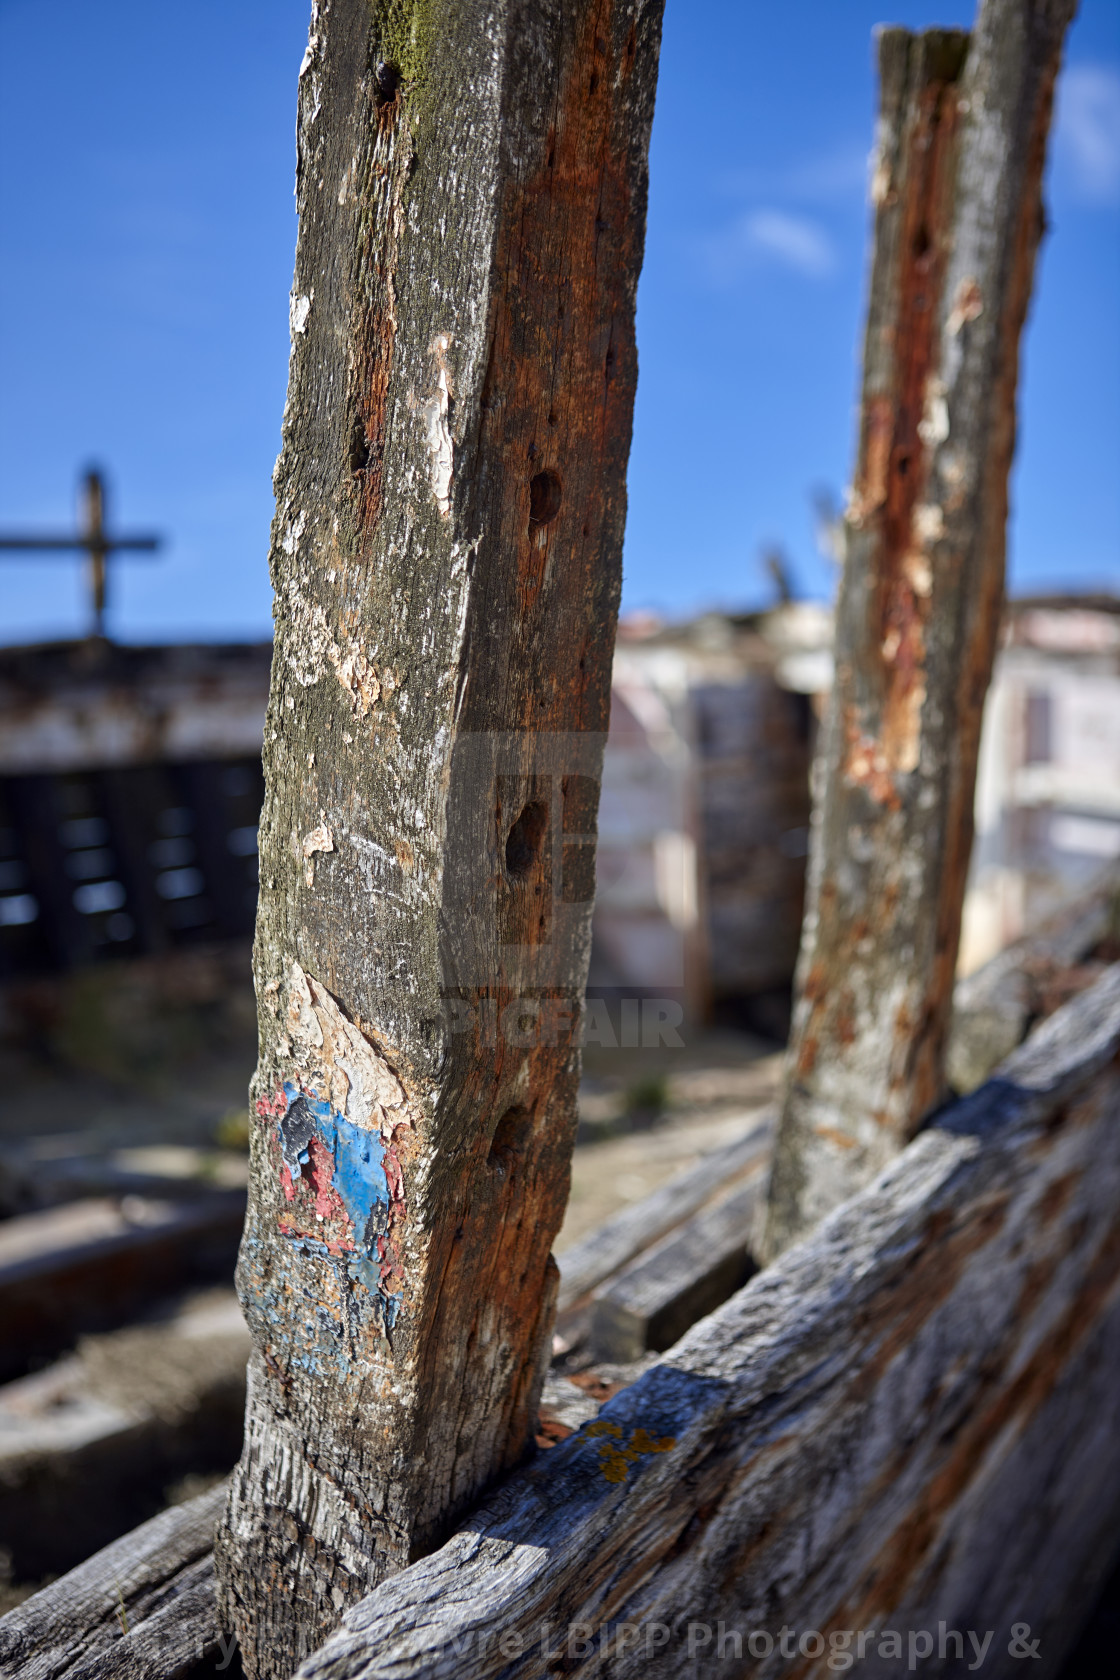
[555, 1110, 772, 1319]
[0, 1290, 249, 1580]
[588, 1173, 763, 1362]
[0, 1481, 228, 1680]
[0, 1191, 245, 1381]
[0, 1138, 248, 1221]
[296, 963, 1120, 1679]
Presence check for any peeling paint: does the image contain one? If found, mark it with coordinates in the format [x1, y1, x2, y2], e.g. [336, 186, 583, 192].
[843, 717, 901, 809]
[271, 1077, 408, 1341]
[422, 334, 454, 517]
[904, 551, 933, 596]
[302, 821, 334, 886]
[917, 382, 950, 448]
[248, 967, 420, 1352]
[282, 961, 410, 1137]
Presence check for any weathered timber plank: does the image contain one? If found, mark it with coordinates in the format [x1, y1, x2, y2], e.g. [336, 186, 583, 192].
[587, 1171, 763, 1362]
[0, 1191, 246, 1381]
[216, 0, 664, 1672]
[765, 0, 1078, 1256]
[0, 1481, 228, 1680]
[555, 1109, 772, 1317]
[0, 1291, 249, 1581]
[294, 962, 1120, 1679]
[948, 859, 1120, 1092]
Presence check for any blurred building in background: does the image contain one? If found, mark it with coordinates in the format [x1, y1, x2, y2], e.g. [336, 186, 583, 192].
[591, 605, 827, 1034]
[1, 595, 1118, 1030]
[0, 642, 268, 982]
[960, 596, 1120, 974]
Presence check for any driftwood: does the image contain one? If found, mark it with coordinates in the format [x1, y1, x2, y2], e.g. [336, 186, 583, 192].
[766, 0, 1078, 1256]
[13, 6, 1111, 1674]
[0, 1481, 230, 1680]
[216, 0, 664, 1670]
[0, 1190, 245, 1382]
[295, 962, 1120, 1679]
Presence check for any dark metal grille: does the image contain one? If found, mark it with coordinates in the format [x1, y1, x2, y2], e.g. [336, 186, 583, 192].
[0, 757, 263, 977]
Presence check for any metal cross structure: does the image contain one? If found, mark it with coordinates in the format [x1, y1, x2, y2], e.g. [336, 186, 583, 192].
[0, 468, 161, 638]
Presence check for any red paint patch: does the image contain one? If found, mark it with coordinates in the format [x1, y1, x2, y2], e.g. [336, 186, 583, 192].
[306, 1135, 349, 1223]
[276, 1126, 356, 1256]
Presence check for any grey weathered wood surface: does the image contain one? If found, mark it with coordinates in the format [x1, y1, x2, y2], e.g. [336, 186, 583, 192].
[588, 1172, 763, 1363]
[0, 1481, 229, 1680]
[294, 962, 1120, 1680]
[765, 0, 1078, 1257]
[555, 1110, 772, 1318]
[948, 859, 1119, 1091]
[216, 0, 664, 1671]
[0, 1190, 245, 1382]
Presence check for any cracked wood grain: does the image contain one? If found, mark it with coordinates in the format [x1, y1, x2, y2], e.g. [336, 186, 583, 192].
[213, 1, 663, 1673]
[765, 0, 1079, 1256]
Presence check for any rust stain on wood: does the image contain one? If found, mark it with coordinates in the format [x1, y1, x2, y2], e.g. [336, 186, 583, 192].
[470, 0, 636, 742]
[398, 1, 652, 1545]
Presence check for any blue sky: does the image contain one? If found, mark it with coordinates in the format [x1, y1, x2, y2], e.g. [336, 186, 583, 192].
[1, 0, 1117, 642]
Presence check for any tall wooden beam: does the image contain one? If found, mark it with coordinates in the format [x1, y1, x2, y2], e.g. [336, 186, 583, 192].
[214, 1, 663, 1673]
[765, 0, 1077, 1257]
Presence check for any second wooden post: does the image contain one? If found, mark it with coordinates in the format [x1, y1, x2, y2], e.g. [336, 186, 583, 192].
[765, 0, 1076, 1257]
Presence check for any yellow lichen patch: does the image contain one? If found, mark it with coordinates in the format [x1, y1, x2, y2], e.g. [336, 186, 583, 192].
[586, 1420, 676, 1482]
[600, 1450, 630, 1483]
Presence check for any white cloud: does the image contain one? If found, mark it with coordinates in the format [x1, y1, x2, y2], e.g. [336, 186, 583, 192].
[1056, 63, 1120, 204]
[704, 208, 837, 283]
[720, 145, 870, 204]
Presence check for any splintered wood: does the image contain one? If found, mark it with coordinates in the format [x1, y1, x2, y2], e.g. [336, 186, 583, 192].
[766, 0, 1078, 1256]
[214, 1, 664, 1673]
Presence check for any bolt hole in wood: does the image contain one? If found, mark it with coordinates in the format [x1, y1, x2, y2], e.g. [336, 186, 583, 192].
[349, 418, 370, 475]
[505, 801, 548, 879]
[528, 470, 563, 529]
[488, 1105, 530, 1176]
[374, 59, 399, 104]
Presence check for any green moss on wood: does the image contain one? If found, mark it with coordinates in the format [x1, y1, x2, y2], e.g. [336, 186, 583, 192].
[370, 0, 435, 86]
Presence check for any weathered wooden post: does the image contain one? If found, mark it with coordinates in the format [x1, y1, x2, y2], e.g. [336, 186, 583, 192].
[214, 1, 663, 1673]
[765, 0, 1077, 1257]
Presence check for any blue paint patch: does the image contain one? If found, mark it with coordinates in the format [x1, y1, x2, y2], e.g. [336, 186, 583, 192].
[332, 1114, 392, 1244]
[277, 1082, 401, 1337]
